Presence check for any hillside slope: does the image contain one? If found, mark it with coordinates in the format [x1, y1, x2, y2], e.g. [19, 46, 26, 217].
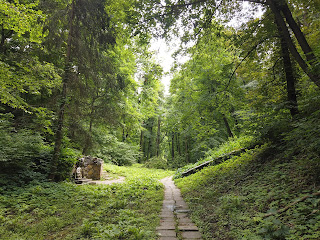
[175, 144, 320, 239]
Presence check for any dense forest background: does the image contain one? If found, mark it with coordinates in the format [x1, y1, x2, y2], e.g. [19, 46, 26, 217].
[0, 0, 319, 183]
[1, 0, 320, 239]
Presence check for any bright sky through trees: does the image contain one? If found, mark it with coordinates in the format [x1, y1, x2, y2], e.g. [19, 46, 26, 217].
[151, 1, 265, 95]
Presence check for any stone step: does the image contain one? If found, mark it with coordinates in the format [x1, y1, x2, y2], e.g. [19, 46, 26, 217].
[181, 231, 202, 239]
[75, 178, 93, 184]
[178, 224, 199, 231]
[158, 176, 203, 239]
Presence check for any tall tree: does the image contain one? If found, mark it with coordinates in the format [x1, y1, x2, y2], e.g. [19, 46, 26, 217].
[133, 0, 320, 87]
[50, 0, 76, 180]
[50, 0, 126, 179]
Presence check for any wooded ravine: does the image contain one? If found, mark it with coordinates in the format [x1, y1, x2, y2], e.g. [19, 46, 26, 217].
[0, 0, 319, 239]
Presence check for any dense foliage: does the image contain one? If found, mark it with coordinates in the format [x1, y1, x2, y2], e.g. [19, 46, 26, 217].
[0, 0, 165, 180]
[175, 139, 320, 239]
[0, 0, 319, 239]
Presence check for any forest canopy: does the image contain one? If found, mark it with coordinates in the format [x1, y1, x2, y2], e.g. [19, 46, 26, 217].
[0, 0, 319, 181]
[0, 1, 320, 239]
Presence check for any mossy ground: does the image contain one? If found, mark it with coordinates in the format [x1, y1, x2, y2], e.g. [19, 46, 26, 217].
[0, 164, 174, 240]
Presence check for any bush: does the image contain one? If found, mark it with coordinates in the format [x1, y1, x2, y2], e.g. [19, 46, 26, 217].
[0, 115, 50, 165]
[282, 110, 320, 157]
[94, 134, 141, 166]
[0, 114, 80, 183]
[0, 114, 52, 185]
[144, 156, 168, 169]
[56, 147, 80, 181]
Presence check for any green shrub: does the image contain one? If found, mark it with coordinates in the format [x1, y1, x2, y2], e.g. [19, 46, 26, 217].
[56, 147, 80, 181]
[144, 156, 168, 169]
[0, 114, 52, 183]
[282, 110, 320, 157]
[0, 114, 80, 182]
[94, 134, 141, 166]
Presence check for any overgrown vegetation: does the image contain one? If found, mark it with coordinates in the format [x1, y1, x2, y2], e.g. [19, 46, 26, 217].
[0, 164, 173, 240]
[1, 0, 320, 239]
[175, 121, 320, 239]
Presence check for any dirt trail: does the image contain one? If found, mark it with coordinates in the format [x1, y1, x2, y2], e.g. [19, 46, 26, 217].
[157, 176, 202, 240]
[90, 176, 125, 185]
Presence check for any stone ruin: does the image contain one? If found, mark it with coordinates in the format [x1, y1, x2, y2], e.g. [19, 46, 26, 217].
[73, 156, 103, 181]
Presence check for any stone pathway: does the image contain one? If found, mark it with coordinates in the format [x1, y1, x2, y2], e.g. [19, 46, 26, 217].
[157, 177, 202, 240]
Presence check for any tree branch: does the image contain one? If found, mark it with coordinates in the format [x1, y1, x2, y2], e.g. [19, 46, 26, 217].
[240, 0, 268, 5]
[280, 2, 319, 66]
[224, 37, 268, 90]
[161, 0, 207, 9]
[267, 0, 320, 87]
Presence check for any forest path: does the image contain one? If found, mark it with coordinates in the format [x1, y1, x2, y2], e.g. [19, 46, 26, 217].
[157, 176, 202, 240]
[90, 176, 125, 185]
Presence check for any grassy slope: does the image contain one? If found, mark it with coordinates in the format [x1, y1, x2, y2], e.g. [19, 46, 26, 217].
[175, 144, 320, 240]
[0, 164, 173, 240]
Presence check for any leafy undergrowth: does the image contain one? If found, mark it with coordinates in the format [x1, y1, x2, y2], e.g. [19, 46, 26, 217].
[175, 144, 320, 239]
[0, 164, 173, 240]
[173, 135, 255, 179]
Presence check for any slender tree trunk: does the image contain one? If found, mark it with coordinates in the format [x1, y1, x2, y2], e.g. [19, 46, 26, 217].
[0, 26, 13, 54]
[156, 117, 161, 157]
[171, 132, 175, 161]
[223, 114, 234, 138]
[122, 114, 126, 142]
[139, 129, 144, 163]
[266, 0, 320, 87]
[82, 97, 96, 155]
[82, 115, 94, 155]
[177, 133, 181, 155]
[0, 26, 5, 52]
[148, 125, 153, 160]
[50, 0, 75, 181]
[276, 21, 299, 117]
[145, 140, 149, 161]
[185, 136, 189, 163]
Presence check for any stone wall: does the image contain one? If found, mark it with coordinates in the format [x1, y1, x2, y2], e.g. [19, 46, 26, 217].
[76, 156, 103, 180]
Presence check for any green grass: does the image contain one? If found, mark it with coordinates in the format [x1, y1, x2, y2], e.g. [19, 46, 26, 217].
[175, 144, 320, 239]
[104, 163, 174, 180]
[0, 164, 173, 240]
[173, 135, 255, 179]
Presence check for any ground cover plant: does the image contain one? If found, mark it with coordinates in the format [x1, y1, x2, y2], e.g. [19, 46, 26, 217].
[175, 143, 320, 239]
[173, 136, 256, 179]
[0, 164, 173, 240]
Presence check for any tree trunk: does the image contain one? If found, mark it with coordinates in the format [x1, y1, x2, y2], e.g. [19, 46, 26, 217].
[139, 130, 144, 163]
[223, 114, 234, 138]
[279, 1, 318, 66]
[82, 96, 97, 155]
[50, 0, 75, 181]
[0, 26, 13, 54]
[145, 139, 149, 161]
[185, 136, 190, 163]
[171, 132, 175, 161]
[266, 0, 320, 87]
[177, 133, 181, 155]
[156, 117, 161, 157]
[276, 20, 299, 117]
[122, 114, 126, 142]
[148, 125, 153, 160]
